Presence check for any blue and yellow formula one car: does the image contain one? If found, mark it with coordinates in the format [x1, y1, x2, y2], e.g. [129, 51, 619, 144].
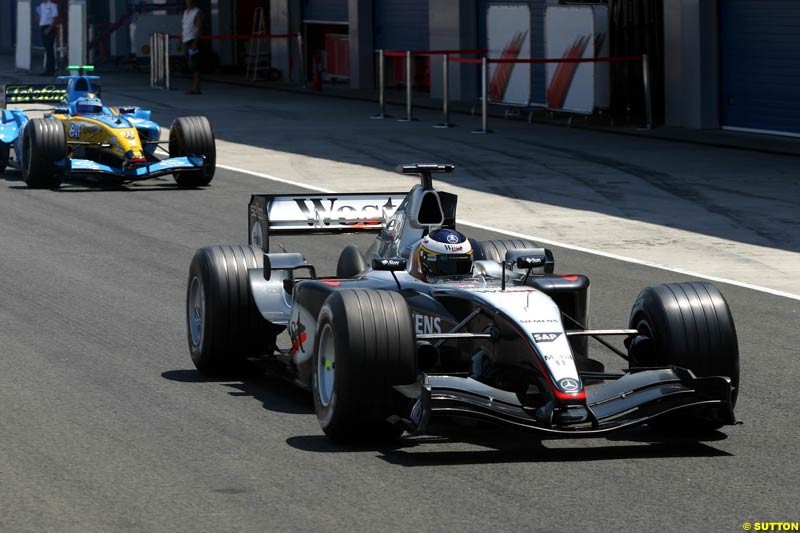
[0, 66, 215, 188]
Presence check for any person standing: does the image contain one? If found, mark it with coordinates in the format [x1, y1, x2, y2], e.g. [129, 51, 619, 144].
[36, 0, 59, 76]
[181, 0, 204, 94]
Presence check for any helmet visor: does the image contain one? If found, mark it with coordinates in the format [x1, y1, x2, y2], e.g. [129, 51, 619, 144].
[429, 253, 472, 277]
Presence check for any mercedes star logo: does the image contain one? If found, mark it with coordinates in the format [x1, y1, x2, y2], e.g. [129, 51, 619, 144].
[559, 378, 580, 392]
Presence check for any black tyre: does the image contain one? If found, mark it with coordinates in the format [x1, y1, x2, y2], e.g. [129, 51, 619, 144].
[628, 282, 739, 429]
[313, 289, 418, 443]
[186, 244, 277, 376]
[474, 238, 539, 263]
[0, 142, 9, 174]
[169, 116, 216, 187]
[21, 118, 67, 188]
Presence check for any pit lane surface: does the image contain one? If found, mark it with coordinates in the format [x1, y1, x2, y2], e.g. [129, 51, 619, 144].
[0, 167, 797, 532]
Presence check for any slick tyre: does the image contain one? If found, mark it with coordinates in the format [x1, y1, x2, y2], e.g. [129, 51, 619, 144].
[474, 239, 540, 263]
[312, 289, 418, 443]
[22, 118, 66, 188]
[169, 116, 216, 187]
[628, 282, 739, 431]
[0, 142, 9, 174]
[187, 244, 276, 376]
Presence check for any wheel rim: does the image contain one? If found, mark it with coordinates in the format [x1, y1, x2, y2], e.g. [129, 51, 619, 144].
[188, 275, 205, 348]
[317, 323, 336, 407]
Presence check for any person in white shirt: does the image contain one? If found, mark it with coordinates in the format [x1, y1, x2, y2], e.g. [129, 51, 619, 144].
[181, 0, 204, 94]
[35, 0, 59, 75]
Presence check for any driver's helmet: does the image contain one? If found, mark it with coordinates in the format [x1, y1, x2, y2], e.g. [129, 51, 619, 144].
[409, 228, 473, 281]
[75, 96, 103, 114]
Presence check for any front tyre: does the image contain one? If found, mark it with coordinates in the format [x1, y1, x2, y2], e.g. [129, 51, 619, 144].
[312, 289, 418, 443]
[628, 281, 739, 430]
[169, 116, 216, 187]
[187, 244, 276, 376]
[21, 118, 67, 188]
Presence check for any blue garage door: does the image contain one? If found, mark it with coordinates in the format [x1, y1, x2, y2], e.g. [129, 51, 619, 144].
[302, 0, 348, 23]
[720, 0, 800, 136]
[375, 0, 429, 51]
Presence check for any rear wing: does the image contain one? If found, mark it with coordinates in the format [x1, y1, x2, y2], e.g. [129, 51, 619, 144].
[2, 84, 67, 106]
[249, 192, 407, 252]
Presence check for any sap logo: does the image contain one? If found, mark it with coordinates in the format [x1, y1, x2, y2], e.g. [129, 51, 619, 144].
[533, 332, 562, 343]
[293, 197, 398, 227]
[414, 314, 441, 335]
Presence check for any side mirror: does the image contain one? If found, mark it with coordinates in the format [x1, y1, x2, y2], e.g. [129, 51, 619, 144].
[372, 257, 407, 271]
[504, 248, 555, 274]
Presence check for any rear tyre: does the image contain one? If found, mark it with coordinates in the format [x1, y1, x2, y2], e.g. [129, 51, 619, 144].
[169, 116, 216, 187]
[21, 118, 67, 188]
[187, 244, 277, 376]
[474, 238, 539, 263]
[313, 289, 418, 443]
[628, 282, 739, 431]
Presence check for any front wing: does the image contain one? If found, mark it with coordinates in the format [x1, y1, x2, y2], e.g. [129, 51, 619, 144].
[70, 155, 204, 180]
[408, 367, 735, 436]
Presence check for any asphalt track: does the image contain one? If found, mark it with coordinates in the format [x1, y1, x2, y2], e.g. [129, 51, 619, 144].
[1, 166, 798, 532]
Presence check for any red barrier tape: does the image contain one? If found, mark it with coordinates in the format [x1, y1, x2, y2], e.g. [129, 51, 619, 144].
[489, 55, 642, 64]
[449, 57, 483, 65]
[382, 49, 487, 57]
[168, 33, 300, 40]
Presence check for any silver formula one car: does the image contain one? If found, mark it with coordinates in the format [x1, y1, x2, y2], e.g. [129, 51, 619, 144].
[185, 164, 739, 442]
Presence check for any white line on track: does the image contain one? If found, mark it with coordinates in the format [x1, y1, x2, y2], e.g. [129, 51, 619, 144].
[219, 163, 800, 302]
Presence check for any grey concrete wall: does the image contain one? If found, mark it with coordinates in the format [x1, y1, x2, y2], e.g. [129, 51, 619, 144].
[429, 0, 478, 102]
[348, 0, 373, 89]
[663, 0, 719, 129]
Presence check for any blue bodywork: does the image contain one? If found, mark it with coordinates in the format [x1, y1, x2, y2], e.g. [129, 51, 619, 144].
[1, 73, 203, 181]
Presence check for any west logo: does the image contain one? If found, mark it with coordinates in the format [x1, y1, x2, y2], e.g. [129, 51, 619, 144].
[293, 197, 398, 227]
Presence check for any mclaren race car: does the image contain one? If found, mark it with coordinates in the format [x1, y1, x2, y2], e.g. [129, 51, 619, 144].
[0, 66, 215, 188]
[185, 164, 739, 443]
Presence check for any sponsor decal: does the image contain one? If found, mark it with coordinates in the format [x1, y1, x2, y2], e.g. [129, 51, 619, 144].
[444, 244, 463, 252]
[518, 256, 545, 267]
[250, 221, 264, 249]
[533, 332, 562, 343]
[68, 122, 83, 139]
[520, 318, 559, 324]
[559, 377, 580, 392]
[377, 258, 403, 269]
[292, 196, 398, 228]
[446, 233, 460, 244]
[414, 313, 441, 335]
[4, 85, 66, 104]
[288, 316, 307, 356]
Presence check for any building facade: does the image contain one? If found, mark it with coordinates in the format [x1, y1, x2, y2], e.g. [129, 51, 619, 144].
[9, 0, 800, 136]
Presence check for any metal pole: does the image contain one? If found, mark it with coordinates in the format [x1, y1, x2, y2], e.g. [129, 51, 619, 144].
[642, 53, 653, 129]
[297, 34, 307, 87]
[164, 33, 170, 90]
[472, 57, 491, 134]
[398, 50, 415, 122]
[433, 54, 452, 128]
[371, 49, 389, 119]
[149, 33, 153, 87]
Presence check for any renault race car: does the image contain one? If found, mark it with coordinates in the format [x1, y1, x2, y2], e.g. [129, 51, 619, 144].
[185, 164, 739, 443]
[0, 66, 215, 188]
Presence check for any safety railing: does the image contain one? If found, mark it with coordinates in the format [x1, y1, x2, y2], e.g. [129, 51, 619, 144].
[371, 49, 653, 133]
[149, 32, 170, 90]
[150, 32, 305, 90]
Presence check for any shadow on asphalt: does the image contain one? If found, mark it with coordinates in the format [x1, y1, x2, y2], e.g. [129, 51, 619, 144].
[2, 169, 204, 192]
[161, 368, 314, 415]
[285, 420, 733, 466]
